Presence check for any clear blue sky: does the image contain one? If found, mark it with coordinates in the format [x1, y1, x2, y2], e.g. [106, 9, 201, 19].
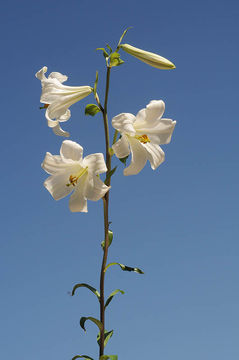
[1, 0, 238, 359]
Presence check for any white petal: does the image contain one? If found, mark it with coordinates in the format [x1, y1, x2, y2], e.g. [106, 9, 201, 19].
[44, 172, 73, 200]
[48, 72, 68, 83]
[85, 175, 110, 201]
[124, 137, 147, 176]
[143, 143, 165, 170]
[83, 153, 107, 175]
[52, 123, 70, 137]
[60, 140, 83, 162]
[112, 135, 130, 159]
[136, 119, 176, 145]
[69, 175, 88, 212]
[112, 113, 136, 136]
[145, 100, 165, 122]
[35, 66, 47, 80]
[42, 152, 73, 174]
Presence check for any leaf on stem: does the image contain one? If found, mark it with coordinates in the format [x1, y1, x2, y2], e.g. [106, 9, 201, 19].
[104, 166, 117, 184]
[93, 71, 99, 95]
[117, 27, 133, 49]
[106, 44, 113, 54]
[72, 356, 94, 360]
[85, 104, 101, 116]
[119, 155, 129, 166]
[105, 262, 144, 274]
[101, 230, 113, 250]
[105, 289, 125, 309]
[100, 356, 118, 360]
[80, 317, 103, 332]
[97, 329, 113, 347]
[71, 283, 100, 300]
[96, 48, 109, 59]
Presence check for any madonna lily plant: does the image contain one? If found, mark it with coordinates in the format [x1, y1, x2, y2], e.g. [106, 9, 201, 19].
[37, 28, 176, 360]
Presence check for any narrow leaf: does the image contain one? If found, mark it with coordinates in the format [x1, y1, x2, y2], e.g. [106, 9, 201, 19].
[96, 48, 109, 58]
[106, 44, 113, 53]
[105, 262, 144, 274]
[105, 289, 125, 309]
[85, 104, 101, 116]
[97, 329, 113, 347]
[72, 356, 94, 360]
[101, 230, 113, 250]
[119, 155, 129, 166]
[117, 27, 133, 48]
[93, 71, 99, 95]
[71, 283, 100, 300]
[80, 317, 103, 332]
[104, 166, 117, 184]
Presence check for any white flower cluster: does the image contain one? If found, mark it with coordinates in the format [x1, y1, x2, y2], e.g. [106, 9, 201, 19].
[36, 67, 176, 212]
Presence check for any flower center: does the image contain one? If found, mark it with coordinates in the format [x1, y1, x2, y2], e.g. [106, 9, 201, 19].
[135, 134, 150, 144]
[66, 167, 88, 187]
[39, 104, 49, 109]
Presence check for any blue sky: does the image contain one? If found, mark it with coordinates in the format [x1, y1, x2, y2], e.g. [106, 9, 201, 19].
[1, 0, 239, 359]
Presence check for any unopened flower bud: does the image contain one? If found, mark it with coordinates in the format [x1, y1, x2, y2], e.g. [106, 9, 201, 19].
[120, 43, 175, 70]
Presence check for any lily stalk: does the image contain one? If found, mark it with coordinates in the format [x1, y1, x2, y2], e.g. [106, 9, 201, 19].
[99, 65, 112, 358]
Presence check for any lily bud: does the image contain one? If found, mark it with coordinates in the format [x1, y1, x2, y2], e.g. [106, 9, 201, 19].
[120, 43, 175, 70]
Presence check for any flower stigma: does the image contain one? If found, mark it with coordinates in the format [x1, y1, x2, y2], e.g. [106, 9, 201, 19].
[135, 134, 151, 144]
[66, 167, 88, 187]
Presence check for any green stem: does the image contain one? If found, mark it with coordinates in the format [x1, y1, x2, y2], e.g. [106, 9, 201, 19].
[99, 66, 112, 359]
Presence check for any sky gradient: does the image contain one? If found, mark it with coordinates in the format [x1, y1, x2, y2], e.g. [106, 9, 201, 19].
[1, 0, 239, 359]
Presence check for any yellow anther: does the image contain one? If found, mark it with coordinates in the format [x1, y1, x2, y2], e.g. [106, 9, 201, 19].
[135, 134, 150, 144]
[66, 167, 88, 187]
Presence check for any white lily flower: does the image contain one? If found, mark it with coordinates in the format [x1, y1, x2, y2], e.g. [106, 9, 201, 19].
[36, 66, 93, 137]
[42, 140, 110, 212]
[112, 100, 176, 176]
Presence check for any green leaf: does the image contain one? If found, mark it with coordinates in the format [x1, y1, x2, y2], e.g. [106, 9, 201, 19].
[101, 230, 113, 250]
[71, 283, 100, 300]
[105, 262, 144, 274]
[97, 329, 113, 347]
[85, 104, 101, 116]
[117, 27, 133, 48]
[119, 155, 129, 166]
[93, 71, 99, 95]
[96, 48, 109, 59]
[104, 166, 117, 184]
[105, 289, 125, 309]
[80, 317, 103, 332]
[72, 356, 94, 360]
[100, 356, 118, 360]
[106, 44, 112, 54]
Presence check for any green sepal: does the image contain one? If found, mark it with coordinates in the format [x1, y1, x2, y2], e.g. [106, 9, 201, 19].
[119, 155, 129, 166]
[104, 166, 117, 184]
[85, 104, 101, 116]
[80, 317, 103, 332]
[97, 329, 113, 347]
[96, 48, 109, 59]
[93, 71, 99, 95]
[72, 356, 94, 360]
[101, 230, 113, 250]
[109, 52, 124, 67]
[100, 356, 118, 360]
[105, 289, 125, 309]
[71, 283, 100, 300]
[105, 262, 144, 274]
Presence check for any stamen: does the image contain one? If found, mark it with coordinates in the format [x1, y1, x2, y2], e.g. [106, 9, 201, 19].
[66, 167, 88, 187]
[39, 104, 49, 109]
[135, 134, 150, 144]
